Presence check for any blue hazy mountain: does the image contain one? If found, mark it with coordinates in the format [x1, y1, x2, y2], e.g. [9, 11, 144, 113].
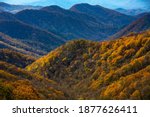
[115, 8, 148, 16]
[0, 11, 65, 56]
[15, 3, 134, 40]
[2, 2, 149, 56]
[0, 2, 41, 13]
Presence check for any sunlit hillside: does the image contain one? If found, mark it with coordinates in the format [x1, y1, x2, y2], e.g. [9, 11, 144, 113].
[0, 2, 150, 100]
[26, 30, 150, 99]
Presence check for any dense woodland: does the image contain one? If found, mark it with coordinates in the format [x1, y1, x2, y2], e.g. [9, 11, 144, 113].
[0, 2, 150, 100]
[0, 30, 149, 100]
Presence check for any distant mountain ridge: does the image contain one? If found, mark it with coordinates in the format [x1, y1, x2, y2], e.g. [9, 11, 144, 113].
[0, 2, 41, 13]
[1, 2, 149, 57]
[115, 8, 148, 16]
[0, 18, 65, 56]
[70, 4, 135, 29]
[70, 3, 133, 26]
[0, 12, 18, 21]
[110, 13, 150, 39]
[0, 2, 150, 100]
[15, 3, 134, 41]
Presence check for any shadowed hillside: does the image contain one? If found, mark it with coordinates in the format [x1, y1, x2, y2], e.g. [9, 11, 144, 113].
[15, 3, 134, 40]
[70, 3, 134, 28]
[0, 61, 66, 100]
[0, 12, 17, 21]
[0, 20, 65, 55]
[0, 49, 36, 68]
[0, 32, 46, 57]
[110, 13, 150, 39]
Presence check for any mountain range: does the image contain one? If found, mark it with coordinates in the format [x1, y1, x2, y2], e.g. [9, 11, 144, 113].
[0, 19, 65, 56]
[0, 2, 150, 100]
[15, 3, 134, 40]
[115, 8, 148, 16]
[0, 3, 137, 56]
[0, 2, 41, 13]
[0, 3, 141, 54]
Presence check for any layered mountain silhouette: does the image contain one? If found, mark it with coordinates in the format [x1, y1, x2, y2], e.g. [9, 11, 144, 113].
[111, 13, 150, 39]
[15, 3, 134, 40]
[0, 12, 17, 21]
[0, 17, 65, 55]
[0, 2, 150, 100]
[0, 2, 138, 56]
[115, 8, 147, 16]
[0, 2, 41, 13]
[70, 3, 134, 26]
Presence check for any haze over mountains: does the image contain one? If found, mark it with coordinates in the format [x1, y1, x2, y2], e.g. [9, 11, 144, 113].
[0, 2, 137, 56]
[0, 2, 41, 13]
[0, 2, 150, 100]
[15, 3, 134, 40]
[115, 8, 148, 16]
[0, 3, 149, 45]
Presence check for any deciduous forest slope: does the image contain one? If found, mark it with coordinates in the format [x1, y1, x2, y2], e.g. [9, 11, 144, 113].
[0, 61, 66, 100]
[26, 30, 150, 100]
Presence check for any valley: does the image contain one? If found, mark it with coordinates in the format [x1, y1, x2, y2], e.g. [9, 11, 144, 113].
[0, 2, 150, 100]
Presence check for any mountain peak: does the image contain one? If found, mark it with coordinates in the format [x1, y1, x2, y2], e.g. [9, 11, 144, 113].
[71, 3, 91, 7]
[70, 3, 102, 12]
[41, 5, 65, 12]
[70, 3, 124, 16]
[70, 3, 103, 8]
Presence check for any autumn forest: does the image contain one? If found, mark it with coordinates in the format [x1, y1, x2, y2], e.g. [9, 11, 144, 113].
[0, 2, 150, 100]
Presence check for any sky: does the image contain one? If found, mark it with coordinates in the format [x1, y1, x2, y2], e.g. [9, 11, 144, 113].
[0, 0, 150, 9]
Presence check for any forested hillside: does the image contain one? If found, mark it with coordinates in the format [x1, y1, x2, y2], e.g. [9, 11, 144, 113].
[0, 49, 35, 68]
[0, 2, 150, 100]
[26, 30, 150, 100]
[0, 61, 66, 100]
[1, 30, 150, 100]
[0, 32, 45, 57]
